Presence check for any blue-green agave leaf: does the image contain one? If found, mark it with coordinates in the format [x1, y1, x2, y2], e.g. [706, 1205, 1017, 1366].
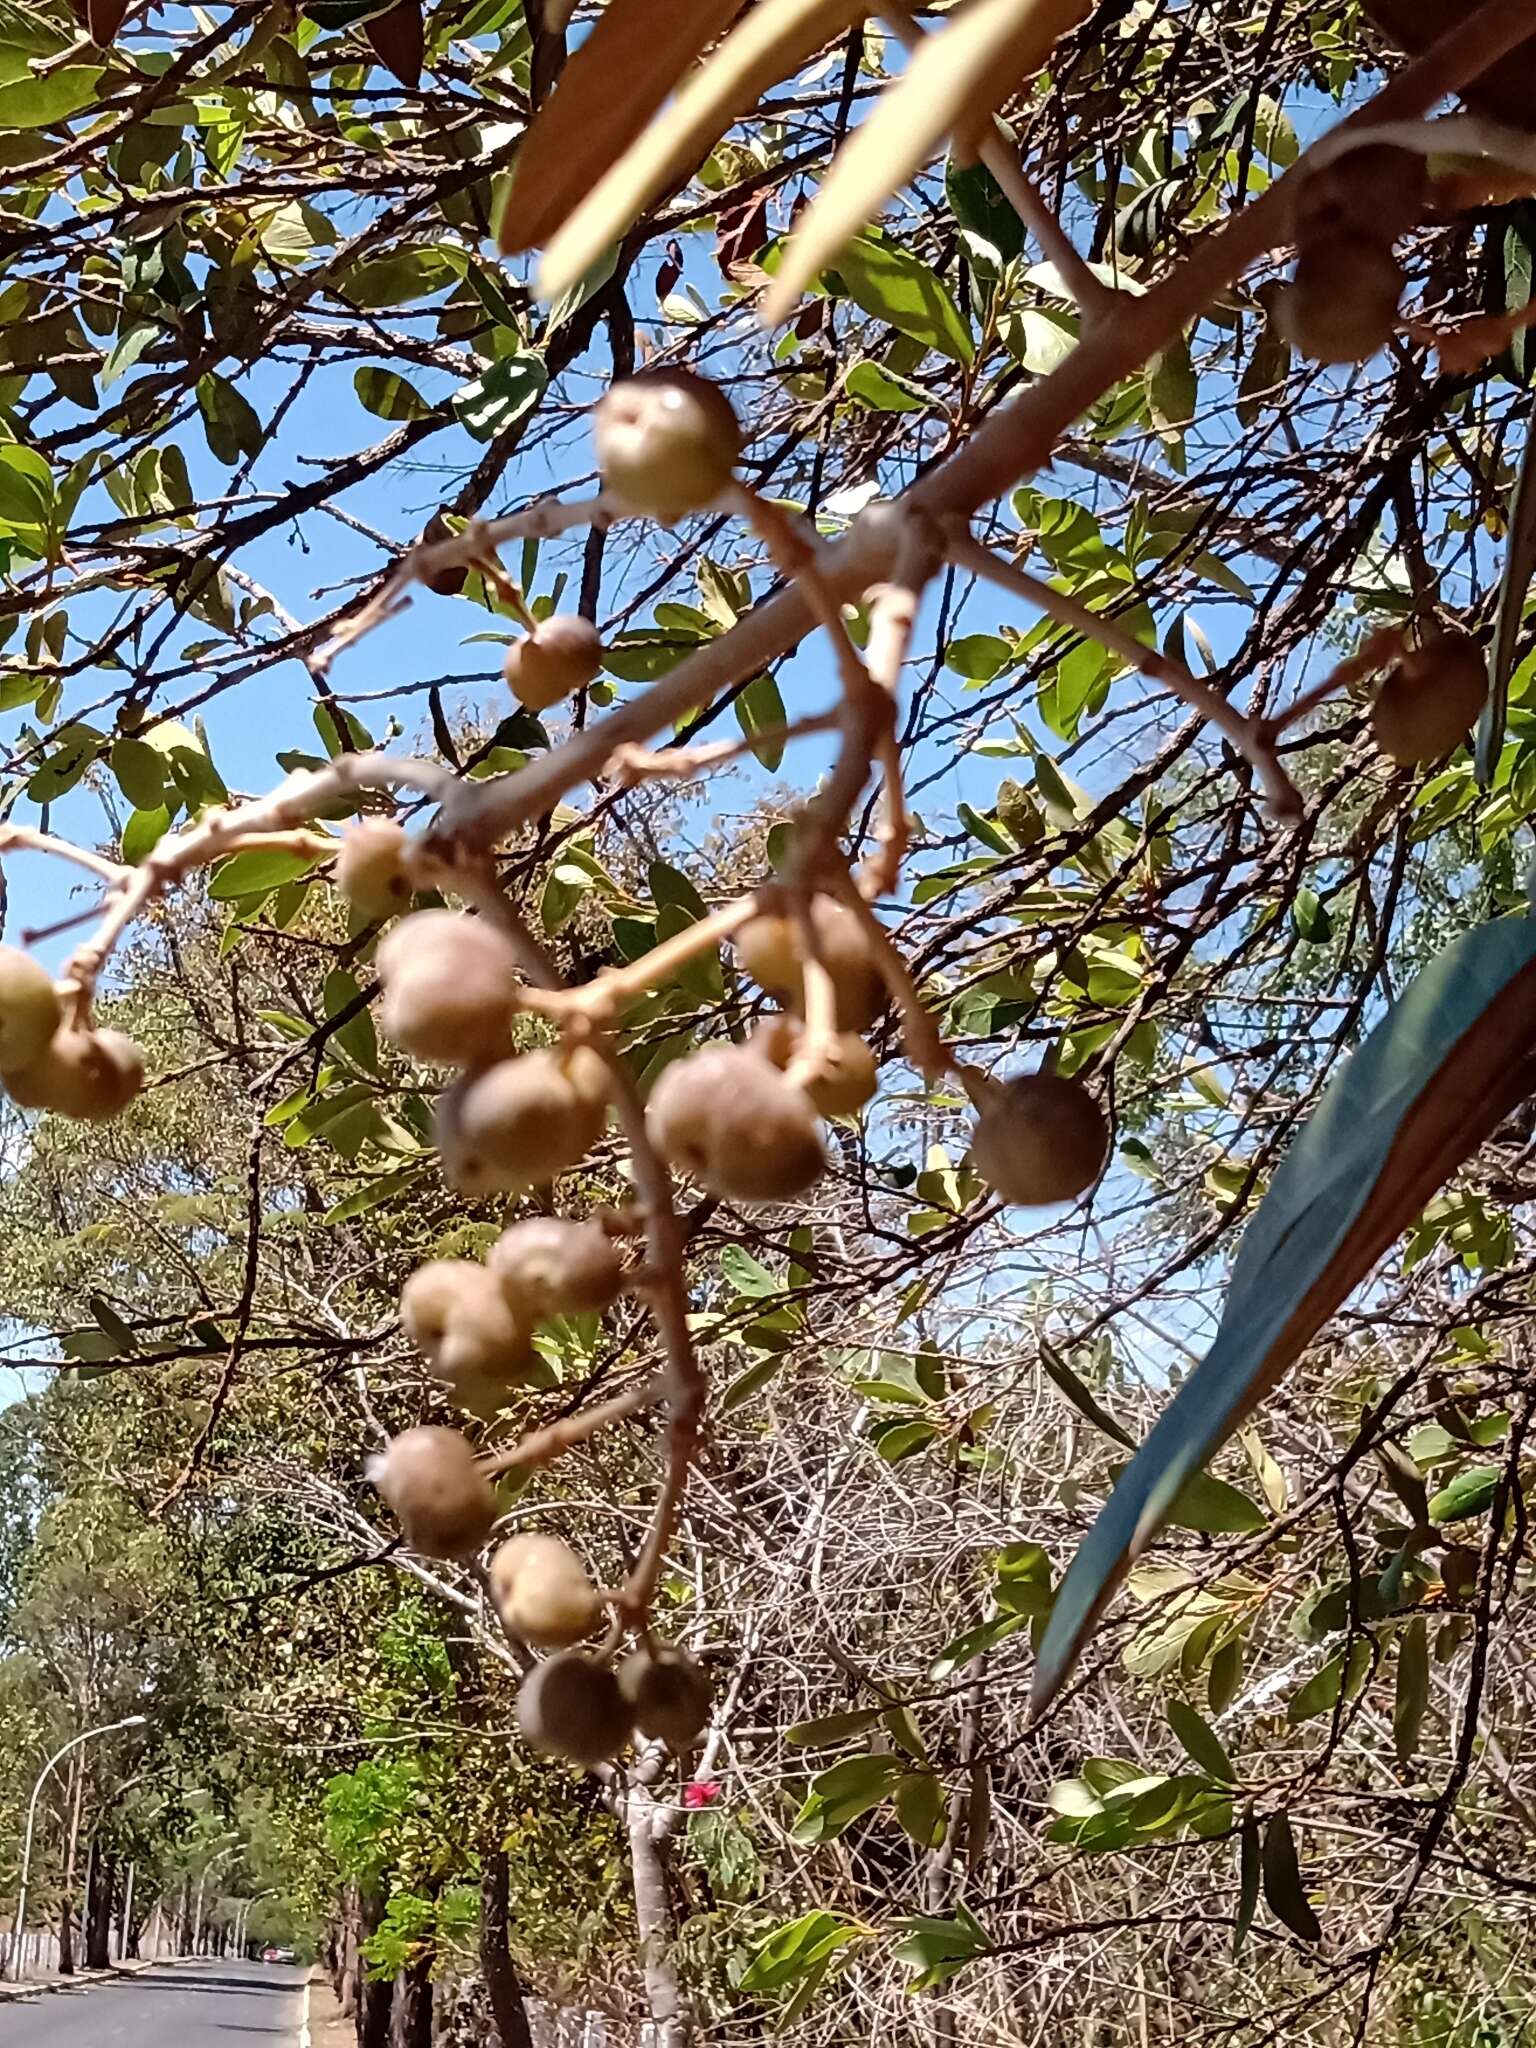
[1032, 915, 1536, 1715]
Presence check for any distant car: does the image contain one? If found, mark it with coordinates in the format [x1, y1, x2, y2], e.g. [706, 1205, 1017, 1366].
[261, 1946, 296, 1964]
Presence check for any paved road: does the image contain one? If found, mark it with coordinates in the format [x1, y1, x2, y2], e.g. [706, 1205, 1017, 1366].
[0, 1959, 308, 2045]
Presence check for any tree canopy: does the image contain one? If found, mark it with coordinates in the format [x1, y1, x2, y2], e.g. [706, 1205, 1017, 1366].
[5, 1, 1536, 2043]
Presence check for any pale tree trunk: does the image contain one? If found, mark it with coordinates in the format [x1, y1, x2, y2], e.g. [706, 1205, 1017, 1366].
[626, 1776, 688, 2048]
[335, 1887, 359, 2018]
[57, 1755, 86, 1976]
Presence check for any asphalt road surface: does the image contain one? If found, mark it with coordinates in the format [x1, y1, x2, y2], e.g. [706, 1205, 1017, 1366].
[0, 1959, 308, 2045]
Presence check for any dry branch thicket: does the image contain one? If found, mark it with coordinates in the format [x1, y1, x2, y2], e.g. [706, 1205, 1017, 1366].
[3, 1, 1536, 2043]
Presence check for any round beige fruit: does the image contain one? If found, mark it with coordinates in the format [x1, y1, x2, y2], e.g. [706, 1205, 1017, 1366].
[1273, 234, 1404, 365]
[592, 370, 743, 523]
[6, 1027, 144, 1121]
[401, 1260, 534, 1398]
[503, 615, 602, 713]
[490, 1532, 602, 1650]
[617, 1645, 712, 1747]
[647, 1043, 824, 1202]
[489, 1216, 624, 1318]
[969, 1071, 1108, 1207]
[0, 947, 62, 1075]
[434, 1046, 609, 1196]
[1370, 632, 1487, 766]
[369, 1425, 497, 1560]
[736, 897, 885, 1032]
[376, 910, 521, 1068]
[336, 820, 413, 923]
[517, 1653, 632, 1766]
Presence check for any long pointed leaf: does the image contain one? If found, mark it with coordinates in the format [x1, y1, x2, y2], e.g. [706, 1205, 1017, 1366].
[1031, 914, 1536, 1716]
[1477, 395, 1536, 786]
[537, 0, 863, 300]
[500, 0, 742, 256]
[1261, 1813, 1321, 1944]
[761, 0, 1092, 327]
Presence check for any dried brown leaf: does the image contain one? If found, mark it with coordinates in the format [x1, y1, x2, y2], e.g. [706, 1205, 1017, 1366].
[87, 0, 131, 44]
[762, 0, 1093, 326]
[536, 0, 865, 298]
[365, 0, 424, 89]
[501, 0, 745, 257]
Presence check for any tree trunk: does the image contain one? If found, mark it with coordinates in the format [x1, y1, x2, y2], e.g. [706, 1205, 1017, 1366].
[357, 1890, 393, 2048]
[479, 1851, 533, 2048]
[57, 1755, 86, 1976]
[391, 1950, 433, 2048]
[85, 1845, 114, 1970]
[336, 1888, 359, 2018]
[177, 1876, 192, 1955]
[627, 1782, 689, 2048]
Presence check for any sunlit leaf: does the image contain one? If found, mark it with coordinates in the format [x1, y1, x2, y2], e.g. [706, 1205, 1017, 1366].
[761, 0, 1091, 325]
[501, 0, 743, 255]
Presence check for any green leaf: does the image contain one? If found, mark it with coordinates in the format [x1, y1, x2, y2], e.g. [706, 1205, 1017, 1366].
[1165, 1468, 1268, 1535]
[784, 1709, 885, 1748]
[993, 1541, 1053, 1617]
[27, 724, 104, 803]
[1292, 886, 1333, 944]
[869, 1417, 941, 1463]
[353, 366, 433, 422]
[100, 322, 159, 389]
[945, 633, 1010, 682]
[1394, 1617, 1429, 1767]
[1285, 1641, 1369, 1723]
[892, 1907, 988, 1989]
[208, 846, 323, 901]
[0, 444, 55, 528]
[895, 1773, 946, 1848]
[344, 248, 461, 308]
[324, 968, 379, 1073]
[1261, 1813, 1322, 1944]
[790, 1753, 903, 1843]
[945, 146, 1023, 262]
[717, 1244, 781, 1297]
[734, 670, 787, 768]
[831, 232, 974, 365]
[1208, 1637, 1243, 1715]
[1234, 1813, 1260, 1954]
[928, 1611, 1026, 1682]
[1033, 914, 1536, 1715]
[197, 373, 264, 466]
[452, 352, 547, 443]
[720, 1352, 787, 1411]
[844, 360, 929, 413]
[111, 736, 167, 810]
[122, 805, 170, 865]
[1479, 407, 1536, 786]
[740, 1911, 866, 1995]
[1428, 1465, 1501, 1523]
[1038, 1339, 1135, 1449]
[1166, 1699, 1234, 1784]
[323, 1166, 421, 1226]
[0, 66, 102, 129]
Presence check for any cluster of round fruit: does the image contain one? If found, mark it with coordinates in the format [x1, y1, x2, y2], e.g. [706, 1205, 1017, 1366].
[498, 368, 745, 717]
[369, 1428, 710, 1765]
[1275, 143, 1426, 365]
[402, 1215, 625, 1418]
[352, 897, 613, 1194]
[0, 947, 143, 1121]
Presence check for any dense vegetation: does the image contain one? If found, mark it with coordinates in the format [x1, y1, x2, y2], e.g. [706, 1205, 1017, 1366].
[5, 1, 1536, 2043]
